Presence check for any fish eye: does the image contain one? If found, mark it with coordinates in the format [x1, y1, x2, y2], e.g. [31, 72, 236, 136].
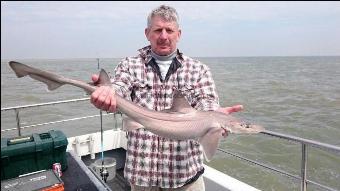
[240, 122, 250, 128]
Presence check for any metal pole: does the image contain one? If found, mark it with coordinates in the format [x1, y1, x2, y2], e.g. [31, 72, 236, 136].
[301, 143, 307, 191]
[100, 110, 104, 163]
[114, 113, 117, 130]
[14, 109, 21, 136]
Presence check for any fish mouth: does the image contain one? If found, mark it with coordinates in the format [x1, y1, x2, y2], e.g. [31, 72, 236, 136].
[221, 127, 230, 137]
[237, 122, 265, 133]
[250, 124, 265, 133]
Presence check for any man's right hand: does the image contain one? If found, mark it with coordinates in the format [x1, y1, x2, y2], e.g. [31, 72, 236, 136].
[90, 74, 117, 112]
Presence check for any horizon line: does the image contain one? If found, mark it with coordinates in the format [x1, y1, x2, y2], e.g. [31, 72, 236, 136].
[1, 55, 340, 61]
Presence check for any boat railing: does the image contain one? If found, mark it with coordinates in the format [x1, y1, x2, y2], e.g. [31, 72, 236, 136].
[1, 98, 340, 191]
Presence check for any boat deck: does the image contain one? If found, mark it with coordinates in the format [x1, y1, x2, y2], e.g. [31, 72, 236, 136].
[81, 148, 130, 191]
[62, 149, 130, 191]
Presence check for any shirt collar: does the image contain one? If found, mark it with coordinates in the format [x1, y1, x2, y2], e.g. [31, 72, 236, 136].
[138, 45, 184, 66]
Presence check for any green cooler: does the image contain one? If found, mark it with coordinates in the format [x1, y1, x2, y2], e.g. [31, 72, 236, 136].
[1, 130, 68, 180]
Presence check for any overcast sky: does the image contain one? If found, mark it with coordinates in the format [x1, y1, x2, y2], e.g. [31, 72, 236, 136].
[1, 1, 340, 59]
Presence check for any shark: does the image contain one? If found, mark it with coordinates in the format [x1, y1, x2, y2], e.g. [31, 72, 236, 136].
[9, 61, 264, 161]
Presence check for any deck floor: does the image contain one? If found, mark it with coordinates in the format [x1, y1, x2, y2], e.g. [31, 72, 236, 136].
[81, 148, 131, 191]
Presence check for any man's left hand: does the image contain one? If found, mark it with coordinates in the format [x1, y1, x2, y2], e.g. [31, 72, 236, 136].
[217, 104, 243, 115]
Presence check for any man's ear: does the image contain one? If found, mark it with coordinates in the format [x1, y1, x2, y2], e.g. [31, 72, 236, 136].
[145, 28, 150, 41]
[177, 29, 182, 42]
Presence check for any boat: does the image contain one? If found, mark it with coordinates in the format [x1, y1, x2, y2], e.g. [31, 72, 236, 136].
[1, 97, 340, 191]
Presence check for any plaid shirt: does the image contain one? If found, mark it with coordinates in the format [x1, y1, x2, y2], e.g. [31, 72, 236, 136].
[112, 46, 220, 188]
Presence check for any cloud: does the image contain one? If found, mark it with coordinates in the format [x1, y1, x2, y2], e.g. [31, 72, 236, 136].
[3, 2, 339, 26]
[1, 1, 340, 58]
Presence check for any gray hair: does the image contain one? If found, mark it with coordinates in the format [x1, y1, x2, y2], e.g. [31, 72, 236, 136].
[147, 5, 179, 28]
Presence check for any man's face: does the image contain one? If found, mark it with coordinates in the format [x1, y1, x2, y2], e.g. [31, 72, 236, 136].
[145, 16, 181, 56]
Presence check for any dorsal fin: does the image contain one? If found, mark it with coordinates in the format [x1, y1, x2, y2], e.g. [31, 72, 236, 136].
[97, 69, 112, 86]
[169, 90, 195, 113]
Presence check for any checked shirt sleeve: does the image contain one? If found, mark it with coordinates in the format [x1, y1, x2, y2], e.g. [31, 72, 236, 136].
[111, 57, 134, 100]
[192, 65, 220, 111]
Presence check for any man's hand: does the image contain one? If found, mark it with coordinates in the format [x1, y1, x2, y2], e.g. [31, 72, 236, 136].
[90, 74, 117, 112]
[217, 104, 243, 115]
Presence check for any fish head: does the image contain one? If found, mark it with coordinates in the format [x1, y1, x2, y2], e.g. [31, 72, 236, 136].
[214, 112, 265, 134]
[228, 122, 265, 134]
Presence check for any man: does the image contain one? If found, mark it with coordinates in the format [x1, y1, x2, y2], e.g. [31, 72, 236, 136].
[91, 5, 242, 191]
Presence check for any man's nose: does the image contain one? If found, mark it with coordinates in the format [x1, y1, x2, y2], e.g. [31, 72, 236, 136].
[160, 29, 168, 39]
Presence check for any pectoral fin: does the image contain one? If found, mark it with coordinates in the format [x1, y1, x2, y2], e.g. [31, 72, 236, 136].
[29, 74, 64, 91]
[122, 117, 144, 131]
[199, 128, 223, 162]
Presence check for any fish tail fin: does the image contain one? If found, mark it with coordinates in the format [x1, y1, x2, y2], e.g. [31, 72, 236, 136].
[9, 61, 34, 78]
[199, 128, 223, 162]
[9, 61, 66, 91]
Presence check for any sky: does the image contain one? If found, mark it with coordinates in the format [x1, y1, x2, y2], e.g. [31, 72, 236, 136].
[1, 1, 340, 59]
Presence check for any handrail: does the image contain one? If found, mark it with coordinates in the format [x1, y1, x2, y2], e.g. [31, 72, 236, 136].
[1, 98, 339, 191]
[1, 97, 90, 111]
[217, 147, 338, 191]
[1, 97, 92, 136]
[218, 131, 340, 191]
[262, 130, 340, 154]
[260, 131, 340, 191]
[1, 113, 114, 132]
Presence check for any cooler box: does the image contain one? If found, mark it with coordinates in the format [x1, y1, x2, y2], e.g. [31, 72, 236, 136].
[1, 130, 68, 180]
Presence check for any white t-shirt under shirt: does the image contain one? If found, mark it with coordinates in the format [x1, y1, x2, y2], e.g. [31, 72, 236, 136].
[150, 49, 177, 80]
[155, 59, 172, 80]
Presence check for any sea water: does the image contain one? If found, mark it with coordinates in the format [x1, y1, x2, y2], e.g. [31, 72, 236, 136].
[1, 56, 339, 190]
